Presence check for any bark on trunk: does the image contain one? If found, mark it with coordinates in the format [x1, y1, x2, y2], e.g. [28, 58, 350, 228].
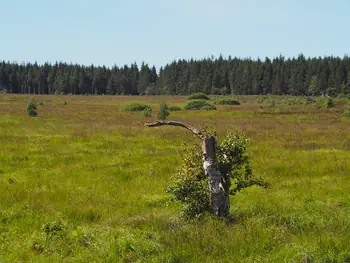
[144, 120, 230, 218]
[202, 136, 230, 218]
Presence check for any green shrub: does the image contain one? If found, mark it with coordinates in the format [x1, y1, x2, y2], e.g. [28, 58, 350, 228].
[304, 97, 315, 105]
[121, 102, 151, 111]
[143, 107, 152, 117]
[168, 105, 182, 111]
[201, 105, 216, 110]
[337, 93, 347, 99]
[166, 130, 264, 219]
[215, 99, 241, 105]
[188, 93, 210, 100]
[256, 96, 266, 104]
[315, 96, 335, 108]
[339, 94, 350, 100]
[343, 105, 350, 118]
[27, 100, 38, 117]
[157, 103, 170, 120]
[268, 100, 276, 108]
[183, 100, 216, 110]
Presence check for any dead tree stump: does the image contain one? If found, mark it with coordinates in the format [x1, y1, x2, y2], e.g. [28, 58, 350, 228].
[144, 120, 230, 218]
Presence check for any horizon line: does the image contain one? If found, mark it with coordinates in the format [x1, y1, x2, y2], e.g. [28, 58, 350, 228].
[1, 53, 349, 69]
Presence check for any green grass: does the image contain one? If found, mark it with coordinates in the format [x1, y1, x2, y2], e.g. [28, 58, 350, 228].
[0, 94, 350, 262]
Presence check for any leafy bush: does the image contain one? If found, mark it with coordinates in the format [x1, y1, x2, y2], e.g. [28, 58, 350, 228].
[168, 105, 182, 111]
[143, 107, 152, 117]
[201, 105, 216, 110]
[343, 105, 350, 118]
[157, 103, 170, 120]
[121, 102, 151, 111]
[337, 93, 347, 99]
[166, 130, 265, 219]
[166, 146, 211, 218]
[315, 96, 335, 108]
[304, 97, 315, 105]
[183, 100, 216, 110]
[268, 99, 276, 108]
[188, 93, 210, 100]
[338, 94, 350, 100]
[27, 100, 38, 117]
[215, 99, 241, 105]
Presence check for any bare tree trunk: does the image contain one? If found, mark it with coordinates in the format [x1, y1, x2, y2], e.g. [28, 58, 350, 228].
[144, 120, 230, 218]
[202, 136, 230, 218]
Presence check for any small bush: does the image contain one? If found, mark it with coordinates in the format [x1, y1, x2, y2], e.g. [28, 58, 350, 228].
[343, 105, 350, 118]
[268, 100, 276, 108]
[337, 93, 347, 99]
[166, 130, 264, 219]
[27, 100, 38, 117]
[168, 105, 182, 111]
[64, 101, 68, 105]
[304, 97, 315, 105]
[188, 93, 210, 100]
[215, 99, 241, 105]
[201, 105, 216, 110]
[183, 100, 216, 110]
[157, 103, 170, 120]
[122, 102, 151, 111]
[315, 96, 335, 109]
[143, 107, 152, 117]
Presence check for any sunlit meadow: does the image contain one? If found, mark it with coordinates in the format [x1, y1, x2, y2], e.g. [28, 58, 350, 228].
[0, 94, 349, 262]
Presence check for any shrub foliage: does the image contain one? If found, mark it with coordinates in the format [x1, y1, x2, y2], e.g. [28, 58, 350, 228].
[183, 100, 216, 110]
[157, 103, 170, 120]
[143, 107, 152, 117]
[188, 93, 210, 100]
[166, 130, 265, 219]
[215, 99, 241, 105]
[315, 96, 335, 108]
[121, 102, 151, 111]
[27, 100, 38, 117]
[343, 104, 350, 118]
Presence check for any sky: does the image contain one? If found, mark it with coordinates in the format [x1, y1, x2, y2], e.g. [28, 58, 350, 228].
[0, 0, 349, 68]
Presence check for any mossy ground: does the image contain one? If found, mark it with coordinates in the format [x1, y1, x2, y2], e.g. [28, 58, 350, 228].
[0, 94, 349, 262]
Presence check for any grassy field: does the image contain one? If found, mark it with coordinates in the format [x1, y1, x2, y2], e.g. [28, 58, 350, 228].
[0, 94, 350, 263]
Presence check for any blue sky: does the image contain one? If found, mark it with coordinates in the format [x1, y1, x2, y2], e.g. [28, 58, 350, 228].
[1, 0, 349, 68]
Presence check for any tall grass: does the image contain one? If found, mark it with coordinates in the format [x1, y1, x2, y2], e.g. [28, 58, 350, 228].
[0, 94, 349, 262]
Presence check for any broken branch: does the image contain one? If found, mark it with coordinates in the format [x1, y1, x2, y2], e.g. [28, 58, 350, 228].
[143, 120, 204, 140]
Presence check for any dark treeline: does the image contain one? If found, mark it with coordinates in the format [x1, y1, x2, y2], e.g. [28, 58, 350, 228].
[1, 54, 350, 96]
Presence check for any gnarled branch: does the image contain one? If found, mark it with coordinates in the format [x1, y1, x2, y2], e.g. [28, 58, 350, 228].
[143, 120, 204, 140]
